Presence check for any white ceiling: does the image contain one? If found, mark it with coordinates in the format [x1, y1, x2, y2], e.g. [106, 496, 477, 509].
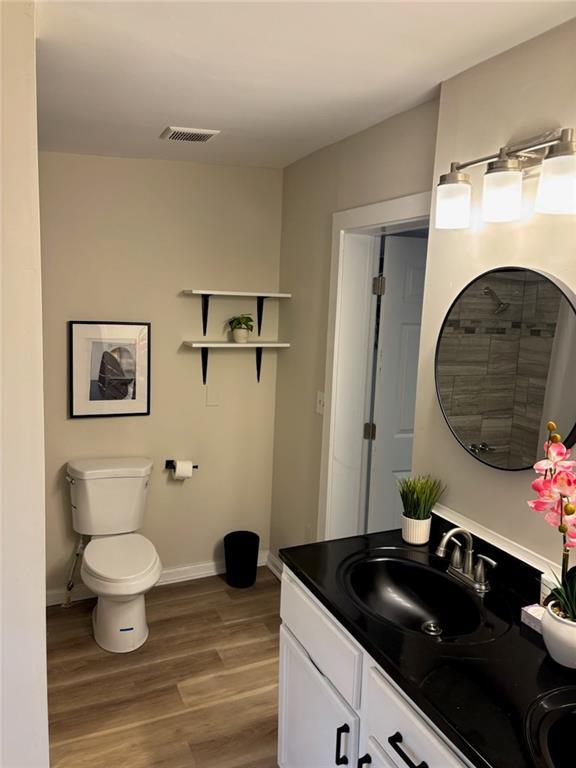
[36, 1, 576, 168]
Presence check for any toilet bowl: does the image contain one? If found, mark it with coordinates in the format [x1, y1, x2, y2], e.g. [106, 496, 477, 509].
[81, 533, 162, 653]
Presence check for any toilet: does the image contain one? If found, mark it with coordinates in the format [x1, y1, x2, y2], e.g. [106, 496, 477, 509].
[66, 457, 162, 653]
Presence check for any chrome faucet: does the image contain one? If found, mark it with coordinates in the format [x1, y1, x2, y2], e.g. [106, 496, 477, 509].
[435, 526, 497, 594]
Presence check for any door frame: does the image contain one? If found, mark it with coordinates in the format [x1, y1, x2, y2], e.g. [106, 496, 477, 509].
[317, 192, 431, 541]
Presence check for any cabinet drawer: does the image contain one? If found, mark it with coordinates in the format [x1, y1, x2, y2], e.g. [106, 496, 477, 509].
[280, 570, 362, 708]
[366, 666, 465, 768]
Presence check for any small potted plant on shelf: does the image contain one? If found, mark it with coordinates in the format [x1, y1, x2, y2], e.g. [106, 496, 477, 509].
[397, 475, 445, 545]
[228, 314, 254, 343]
[527, 420, 576, 668]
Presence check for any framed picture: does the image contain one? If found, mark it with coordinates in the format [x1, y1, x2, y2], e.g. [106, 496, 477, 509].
[68, 321, 151, 418]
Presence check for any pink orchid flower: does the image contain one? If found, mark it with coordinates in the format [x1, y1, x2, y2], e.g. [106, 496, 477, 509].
[552, 470, 576, 498]
[527, 496, 557, 513]
[544, 508, 563, 527]
[529, 428, 576, 574]
[527, 476, 571, 512]
[565, 516, 576, 548]
[534, 441, 576, 474]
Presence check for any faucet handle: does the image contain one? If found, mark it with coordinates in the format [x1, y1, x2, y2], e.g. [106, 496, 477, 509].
[474, 554, 497, 587]
[449, 540, 463, 570]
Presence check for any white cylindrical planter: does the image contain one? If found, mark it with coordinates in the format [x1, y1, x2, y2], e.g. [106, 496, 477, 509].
[542, 602, 576, 668]
[401, 515, 431, 546]
[232, 328, 249, 343]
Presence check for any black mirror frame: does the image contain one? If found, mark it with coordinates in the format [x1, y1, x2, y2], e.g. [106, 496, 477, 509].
[434, 266, 576, 471]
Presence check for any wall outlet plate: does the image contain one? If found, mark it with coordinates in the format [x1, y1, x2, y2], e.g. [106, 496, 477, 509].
[205, 386, 220, 408]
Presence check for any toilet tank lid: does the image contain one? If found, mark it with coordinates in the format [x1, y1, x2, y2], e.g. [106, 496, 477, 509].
[67, 458, 153, 480]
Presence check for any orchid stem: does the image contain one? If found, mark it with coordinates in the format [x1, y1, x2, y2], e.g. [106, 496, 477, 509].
[562, 539, 570, 584]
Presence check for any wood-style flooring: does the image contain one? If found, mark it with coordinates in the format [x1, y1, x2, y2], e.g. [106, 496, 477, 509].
[47, 567, 281, 768]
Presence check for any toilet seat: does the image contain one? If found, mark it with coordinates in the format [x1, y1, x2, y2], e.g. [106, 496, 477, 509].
[84, 533, 159, 582]
[81, 533, 161, 597]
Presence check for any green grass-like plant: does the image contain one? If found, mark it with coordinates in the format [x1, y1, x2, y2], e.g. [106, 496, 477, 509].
[398, 475, 445, 520]
[550, 567, 576, 622]
[228, 314, 254, 332]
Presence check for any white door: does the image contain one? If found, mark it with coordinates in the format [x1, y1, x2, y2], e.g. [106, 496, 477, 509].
[358, 737, 398, 768]
[278, 626, 359, 768]
[367, 235, 427, 533]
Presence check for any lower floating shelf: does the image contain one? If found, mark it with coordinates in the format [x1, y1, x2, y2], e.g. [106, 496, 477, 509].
[183, 341, 290, 384]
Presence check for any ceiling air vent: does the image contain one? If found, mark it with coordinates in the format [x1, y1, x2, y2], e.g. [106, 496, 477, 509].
[159, 126, 220, 143]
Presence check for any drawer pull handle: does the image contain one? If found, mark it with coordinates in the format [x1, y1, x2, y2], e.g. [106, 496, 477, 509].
[335, 723, 350, 765]
[358, 755, 372, 767]
[388, 732, 429, 768]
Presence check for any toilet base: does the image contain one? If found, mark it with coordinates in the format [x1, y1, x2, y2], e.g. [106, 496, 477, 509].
[92, 594, 149, 653]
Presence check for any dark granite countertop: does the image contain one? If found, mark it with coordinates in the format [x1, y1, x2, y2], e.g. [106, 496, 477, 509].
[279, 517, 576, 768]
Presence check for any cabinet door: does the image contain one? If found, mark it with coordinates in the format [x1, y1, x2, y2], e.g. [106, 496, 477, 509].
[279, 626, 359, 768]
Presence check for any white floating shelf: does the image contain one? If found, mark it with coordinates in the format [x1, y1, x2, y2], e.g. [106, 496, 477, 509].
[184, 289, 292, 336]
[183, 341, 290, 349]
[183, 290, 292, 298]
[183, 341, 290, 383]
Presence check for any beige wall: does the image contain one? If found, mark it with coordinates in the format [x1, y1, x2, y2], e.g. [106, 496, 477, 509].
[40, 152, 282, 593]
[413, 19, 576, 563]
[41, 19, 576, 589]
[1, 2, 49, 764]
[270, 100, 439, 552]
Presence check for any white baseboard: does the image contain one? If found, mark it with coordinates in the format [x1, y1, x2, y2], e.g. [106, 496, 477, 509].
[266, 550, 283, 581]
[46, 549, 270, 607]
[47, 582, 93, 606]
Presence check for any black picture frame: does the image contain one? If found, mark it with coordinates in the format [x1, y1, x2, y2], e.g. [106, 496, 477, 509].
[68, 321, 151, 418]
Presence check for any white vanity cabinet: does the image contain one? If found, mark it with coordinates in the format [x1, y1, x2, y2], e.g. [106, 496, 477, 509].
[279, 568, 471, 768]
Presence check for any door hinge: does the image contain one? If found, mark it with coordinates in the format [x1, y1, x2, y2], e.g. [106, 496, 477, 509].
[372, 275, 386, 296]
[363, 422, 376, 440]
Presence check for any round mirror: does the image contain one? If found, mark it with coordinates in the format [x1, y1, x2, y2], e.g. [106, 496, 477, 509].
[435, 267, 576, 470]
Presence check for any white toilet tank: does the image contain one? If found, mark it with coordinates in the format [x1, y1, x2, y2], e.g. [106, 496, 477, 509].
[67, 458, 153, 535]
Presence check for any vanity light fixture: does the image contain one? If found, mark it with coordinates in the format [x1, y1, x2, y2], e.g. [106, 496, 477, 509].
[535, 128, 576, 215]
[435, 127, 576, 229]
[482, 153, 523, 223]
[435, 163, 472, 229]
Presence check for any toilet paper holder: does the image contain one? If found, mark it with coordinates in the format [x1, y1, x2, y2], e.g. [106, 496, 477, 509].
[164, 460, 199, 471]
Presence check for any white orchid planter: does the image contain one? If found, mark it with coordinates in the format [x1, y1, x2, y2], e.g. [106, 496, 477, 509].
[542, 602, 576, 668]
[401, 515, 432, 546]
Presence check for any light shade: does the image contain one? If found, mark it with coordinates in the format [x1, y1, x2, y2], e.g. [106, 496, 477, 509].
[435, 176, 471, 230]
[482, 168, 523, 222]
[535, 153, 576, 215]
